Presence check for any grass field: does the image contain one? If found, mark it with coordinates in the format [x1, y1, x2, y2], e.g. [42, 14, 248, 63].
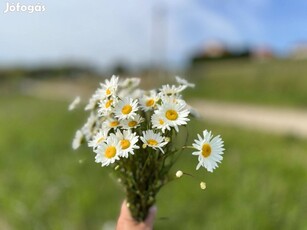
[0, 93, 306, 229]
[188, 59, 307, 108]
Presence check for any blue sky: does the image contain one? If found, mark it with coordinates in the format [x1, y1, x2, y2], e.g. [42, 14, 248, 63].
[1, 0, 307, 68]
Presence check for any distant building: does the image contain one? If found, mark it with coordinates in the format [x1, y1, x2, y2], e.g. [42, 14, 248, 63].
[191, 41, 274, 64]
[251, 46, 274, 60]
[199, 40, 229, 58]
[191, 40, 251, 64]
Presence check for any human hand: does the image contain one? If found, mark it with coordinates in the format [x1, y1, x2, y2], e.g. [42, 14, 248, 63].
[116, 201, 157, 230]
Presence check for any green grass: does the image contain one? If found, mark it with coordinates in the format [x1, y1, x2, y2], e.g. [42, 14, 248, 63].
[187, 59, 307, 108]
[0, 94, 306, 229]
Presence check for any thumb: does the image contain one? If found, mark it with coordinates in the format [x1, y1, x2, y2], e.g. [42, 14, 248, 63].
[144, 206, 157, 227]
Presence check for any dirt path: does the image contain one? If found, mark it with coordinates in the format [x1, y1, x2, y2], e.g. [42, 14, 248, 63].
[20, 80, 307, 138]
[191, 100, 307, 138]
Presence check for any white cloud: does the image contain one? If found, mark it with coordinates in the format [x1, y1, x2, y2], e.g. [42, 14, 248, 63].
[0, 1, 153, 67]
[0, 0, 260, 68]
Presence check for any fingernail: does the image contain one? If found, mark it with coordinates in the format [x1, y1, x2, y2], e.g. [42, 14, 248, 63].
[149, 206, 157, 214]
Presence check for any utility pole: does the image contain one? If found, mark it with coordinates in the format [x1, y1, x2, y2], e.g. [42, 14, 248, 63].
[151, 3, 168, 81]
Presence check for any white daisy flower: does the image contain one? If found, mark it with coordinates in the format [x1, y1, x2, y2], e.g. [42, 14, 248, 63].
[140, 130, 168, 153]
[119, 77, 141, 88]
[154, 101, 190, 132]
[151, 113, 171, 133]
[192, 130, 225, 172]
[94, 135, 121, 167]
[85, 91, 99, 111]
[85, 83, 114, 111]
[160, 94, 185, 106]
[129, 89, 145, 99]
[140, 90, 159, 111]
[72, 130, 84, 150]
[68, 96, 81, 111]
[160, 84, 185, 96]
[81, 112, 98, 140]
[121, 114, 144, 129]
[98, 75, 119, 99]
[175, 76, 195, 88]
[113, 129, 139, 158]
[114, 98, 139, 120]
[88, 129, 110, 149]
[98, 97, 118, 116]
[117, 89, 130, 98]
[102, 117, 121, 130]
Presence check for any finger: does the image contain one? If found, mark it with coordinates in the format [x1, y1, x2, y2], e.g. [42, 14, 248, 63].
[144, 206, 157, 227]
[119, 200, 134, 221]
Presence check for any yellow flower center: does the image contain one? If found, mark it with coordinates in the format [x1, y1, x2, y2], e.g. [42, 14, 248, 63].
[165, 109, 178, 121]
[120, 139, 131, 150]
[105, 100, 113, 108]
[147, 139, 158, 146]
[122, 105, 132, 115]
[201, 143, 211, 158]
[110, 121, 119, 127]
[106, 88, 111, 95]
[105, 146, 116, 158]
[146, 99, 155, 107]
[128, 121, 137, 127]
[159, 119, 164, 125]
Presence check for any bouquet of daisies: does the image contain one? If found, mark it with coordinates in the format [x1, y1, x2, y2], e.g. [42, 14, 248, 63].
[71, 76, 225, 222]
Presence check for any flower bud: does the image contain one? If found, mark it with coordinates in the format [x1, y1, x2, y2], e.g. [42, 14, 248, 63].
[200, 182, 206, 190]
[176, 170, 183, 178]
